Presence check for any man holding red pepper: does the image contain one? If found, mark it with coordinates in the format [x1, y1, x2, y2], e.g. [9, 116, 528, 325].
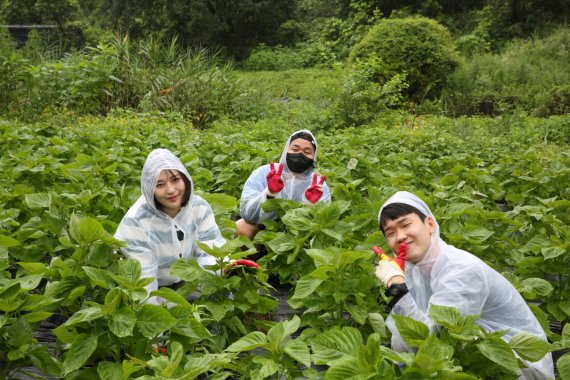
[374, 191, 553, 379]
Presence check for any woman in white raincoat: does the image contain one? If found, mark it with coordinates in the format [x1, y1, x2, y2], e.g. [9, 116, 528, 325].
[236, 129, 331, 240]
[375, 191, 554, 379]
[115, 148, 226, 305]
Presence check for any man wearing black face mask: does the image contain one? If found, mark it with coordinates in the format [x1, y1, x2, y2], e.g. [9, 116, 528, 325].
[236, 129, 331, 241]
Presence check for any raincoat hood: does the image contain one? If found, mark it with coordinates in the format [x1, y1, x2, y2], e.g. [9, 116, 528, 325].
[279, 129, 319, 175]
[141, 149, 194, 213]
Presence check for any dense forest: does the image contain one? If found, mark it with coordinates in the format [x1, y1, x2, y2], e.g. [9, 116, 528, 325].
[1, 0, 569, 124]
[2, 0, 569, 58]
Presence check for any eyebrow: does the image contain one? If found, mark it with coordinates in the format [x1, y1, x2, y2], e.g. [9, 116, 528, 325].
[384, 216, 411, 230]
[291, 143, 314, 152]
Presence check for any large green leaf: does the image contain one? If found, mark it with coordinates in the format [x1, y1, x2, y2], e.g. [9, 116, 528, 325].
[519, 278, 553, 297]
[558, 352, 570, 380]
[22, 311, 53, 323]
[109, 307, 136, 338]
[135, 304, 177, 337]
[64, 306, 105, 326]
[311, 327, 363, 365]
[103, 287, 123, 314]
[252, 356, 280, 379]
[0, 235, 20, 248]
[520, 235, 551, 253]
[150, 287, 191, 306]
[476, 338, 520, 374]
[367, 313, 386, 337]
[284, 339, 312, 368]
[541, 246, 567, 259]
[171, 259, 208, 283]
[461, 224, 494, 244]
[83, 266, 114, 289]
[265, 232, 297, 253]
[171, 318, 211, 340]
[562, 323, 570, 348]
[508, 332, 551, 362]
[25, 193, 51, 209]
[225, 331, 267, 352]
[70, 214, 119, 245]
[559, 301, 570, 318]
[393, 315, 430, 347]
[429, 304, 463, 327]
[117, 259, 142, 283]
[324, 358, 368, 380]
[267, 315, 300, 344]
[7, 317, 33, 347]
[62, 334, 98, 375]
[30, 347, 62, 377]
[290, 277, 323, 300]
[97, 361, 123, 380]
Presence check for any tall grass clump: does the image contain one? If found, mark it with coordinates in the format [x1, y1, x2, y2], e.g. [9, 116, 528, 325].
[444, 27, 570, 117]
[1, 34, 266, 127]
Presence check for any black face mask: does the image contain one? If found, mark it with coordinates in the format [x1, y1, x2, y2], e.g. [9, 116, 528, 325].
[286, 152, 314, 173]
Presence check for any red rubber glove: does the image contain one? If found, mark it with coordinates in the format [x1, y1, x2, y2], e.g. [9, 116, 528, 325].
[373, 243, 407, 286]
[266, 162, 284, 194]
[304, 173, 326, 204]
[372, 243, 406, 271]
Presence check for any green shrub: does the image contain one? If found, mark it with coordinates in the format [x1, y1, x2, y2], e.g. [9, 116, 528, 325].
[240, 42, 335, 71]
[349, 16, 459, 104]
[0, 29, 29, 114]
[334, 53, 409, 127]
[444, 27, 570, 117]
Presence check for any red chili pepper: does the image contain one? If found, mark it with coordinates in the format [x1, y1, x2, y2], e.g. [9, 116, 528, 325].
[232, 259, 260, 268]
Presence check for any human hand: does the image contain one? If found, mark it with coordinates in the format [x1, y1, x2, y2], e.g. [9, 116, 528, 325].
[304, 173, 326, 204]
[374, 243, 407, 287]
[266, 162, 284, 194]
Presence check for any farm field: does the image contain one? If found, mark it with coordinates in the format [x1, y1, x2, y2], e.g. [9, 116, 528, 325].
[1, 110, 569, 379]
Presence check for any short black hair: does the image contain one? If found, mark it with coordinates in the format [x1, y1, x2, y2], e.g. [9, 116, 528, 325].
[379, 203, 427, 234]
[290, 132, 316, 151]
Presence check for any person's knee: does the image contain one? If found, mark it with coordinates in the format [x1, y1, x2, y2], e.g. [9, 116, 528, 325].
[235, 219, 260, 240]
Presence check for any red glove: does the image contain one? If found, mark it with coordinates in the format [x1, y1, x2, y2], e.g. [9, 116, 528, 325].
[304, 173, 326, 204]
[373, 242, 407, 271]
[373, 243, 407, 286]
[266, 162, 284, 194]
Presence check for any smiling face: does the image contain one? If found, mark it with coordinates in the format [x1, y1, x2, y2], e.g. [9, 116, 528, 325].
[382, 213, 436, 264]
[154, 169, 186, 218]
[287, 138, 315, 160]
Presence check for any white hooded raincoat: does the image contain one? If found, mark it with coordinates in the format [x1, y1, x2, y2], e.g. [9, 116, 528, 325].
[115, 149, 225, 304]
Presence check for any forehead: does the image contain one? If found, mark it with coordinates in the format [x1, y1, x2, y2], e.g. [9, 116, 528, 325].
[289, 138, 314, 151]
[157, 169, 180, 180]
